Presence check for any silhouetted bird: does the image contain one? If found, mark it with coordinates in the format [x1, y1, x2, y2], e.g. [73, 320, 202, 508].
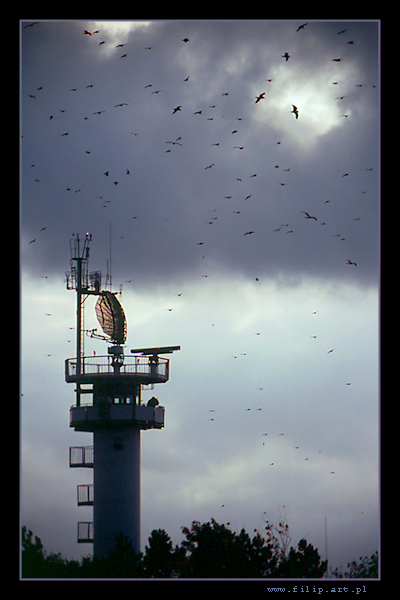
[172, 106, 182, 114]
[282, 52, 290, 61]
[301, 211, 317, 221]
[255, 92, 266, 103]
[291, 105, 299, 119]
[296, 23, 308, 31]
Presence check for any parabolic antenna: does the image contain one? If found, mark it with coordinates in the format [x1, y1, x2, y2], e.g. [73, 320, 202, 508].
[95, 291, 127, 345]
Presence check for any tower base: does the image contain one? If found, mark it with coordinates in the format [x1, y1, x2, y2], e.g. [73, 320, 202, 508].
[93, 427, 141, 558]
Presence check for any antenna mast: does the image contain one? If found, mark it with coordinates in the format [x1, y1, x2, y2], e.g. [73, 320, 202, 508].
[66, 232, 100, 405]
[109, 222, 112, 289]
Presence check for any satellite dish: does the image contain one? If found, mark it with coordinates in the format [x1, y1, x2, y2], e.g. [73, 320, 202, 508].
[95, 291, 127, 345]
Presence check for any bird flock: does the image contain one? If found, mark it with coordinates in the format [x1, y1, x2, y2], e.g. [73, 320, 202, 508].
[24, 20, 375, 278]
[22, 21, 378, 506]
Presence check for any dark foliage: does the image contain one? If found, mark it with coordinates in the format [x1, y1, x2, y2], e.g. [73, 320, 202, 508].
[21, 520, 332, 579]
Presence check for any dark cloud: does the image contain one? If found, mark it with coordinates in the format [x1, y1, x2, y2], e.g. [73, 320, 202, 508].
[21, 20, 379, 289]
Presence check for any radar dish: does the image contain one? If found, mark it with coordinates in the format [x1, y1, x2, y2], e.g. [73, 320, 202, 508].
[95, 291, 127, 345]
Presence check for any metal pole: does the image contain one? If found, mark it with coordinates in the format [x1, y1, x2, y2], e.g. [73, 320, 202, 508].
[325, 516, 328, 576]
[76, 257, 82, 406]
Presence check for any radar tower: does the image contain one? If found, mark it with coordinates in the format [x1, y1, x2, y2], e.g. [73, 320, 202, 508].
[65, 233, 180, 557]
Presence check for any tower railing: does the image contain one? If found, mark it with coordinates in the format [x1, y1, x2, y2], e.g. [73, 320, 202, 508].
[77, 521, 94, 543]
[65, 355, 169, 382]
[70, 446, 94, 468]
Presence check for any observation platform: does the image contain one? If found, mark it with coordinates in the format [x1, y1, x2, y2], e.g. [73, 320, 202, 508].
[70, 402, 165, 431]
[65, 354, 170, 385]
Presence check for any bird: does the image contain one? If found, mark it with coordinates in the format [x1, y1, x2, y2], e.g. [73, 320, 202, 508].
[342, 173, 349, 177]
[296, 23, 308, 31]
[61, 132, 69, 136]
[331, 58, 343, 62]
[346, 259, 358, 266]
[282, 52, 290, 61]
[29, 238, 36, 244]
[301, 211, 317, 221]
[255, 92, 266, 103]
[83, 30, 92, 35]
[291, 105, 299, 119]
[114, 103, 128, 107]
[269, 463, 274, 466]
[182, 38, 190, 42]
[172, 106, 182, 114]
[327, 348, 334, 353]
[204, 163, 214, 170]
[243, 231, 254, 236]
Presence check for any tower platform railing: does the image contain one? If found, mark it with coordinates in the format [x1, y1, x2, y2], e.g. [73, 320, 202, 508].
[77, 521, 94, 544]
[70, 445, 94, 467]
[65, 354, 169, 384]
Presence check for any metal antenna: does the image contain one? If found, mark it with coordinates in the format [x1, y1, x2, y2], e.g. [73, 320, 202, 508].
[325, 516, 328, 576]
[109, 221, 112, 290]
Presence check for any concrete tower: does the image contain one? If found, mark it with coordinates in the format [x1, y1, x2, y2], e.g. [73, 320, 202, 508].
[65, 233, 179, 558]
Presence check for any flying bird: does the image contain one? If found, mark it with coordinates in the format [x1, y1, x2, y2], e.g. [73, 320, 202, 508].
[182, 38, 190, 42]
[301, 211, 317, 221]
[282, 52, 290, 61]
[255, 92, 266, 103]
[346, 259, 358, 266]
[172, 106, 182, 114]
[243, 231, 254, 236]
[204, 163, 215, 170]
[296, 23, 308, 31]
[114, 103, 128, 107]
[291, 105, 299, 119]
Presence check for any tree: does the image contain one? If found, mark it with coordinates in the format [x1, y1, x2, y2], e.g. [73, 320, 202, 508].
[343, 552, 378, 578]
[276, 538, 327, 578]
[143, 529, 181, 577]
[21, 526, 46, 578]
[179, 519, 278, 578]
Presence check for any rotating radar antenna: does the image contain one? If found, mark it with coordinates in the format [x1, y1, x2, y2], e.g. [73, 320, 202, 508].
[95, 291, 127, 345]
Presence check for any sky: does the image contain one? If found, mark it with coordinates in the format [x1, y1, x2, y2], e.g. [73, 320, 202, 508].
[20, 19, 380, 574]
